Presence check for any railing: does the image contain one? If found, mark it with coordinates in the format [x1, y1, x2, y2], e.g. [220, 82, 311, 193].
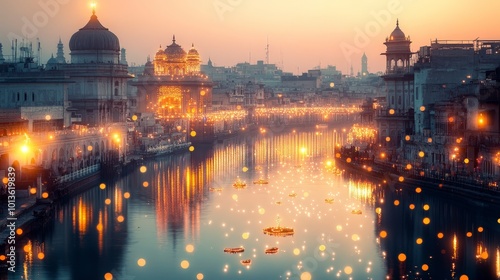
[58, 164, 100, 184]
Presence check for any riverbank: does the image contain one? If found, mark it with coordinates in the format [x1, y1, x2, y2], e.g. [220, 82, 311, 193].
[0, 171, 103, 252]
[336, 156, 500, 206]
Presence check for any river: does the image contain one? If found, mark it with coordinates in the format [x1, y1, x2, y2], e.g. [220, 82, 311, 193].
[8, 127, 500, 280]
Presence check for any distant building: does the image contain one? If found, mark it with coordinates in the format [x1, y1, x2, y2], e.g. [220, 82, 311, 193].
[132, 36, 212, 118]
[361, 52, 368, 77]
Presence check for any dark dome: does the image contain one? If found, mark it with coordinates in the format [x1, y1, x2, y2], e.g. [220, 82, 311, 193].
[165, 36, 186, 62]
[69, 12, 120, 52]
[46, 54, 58, 65]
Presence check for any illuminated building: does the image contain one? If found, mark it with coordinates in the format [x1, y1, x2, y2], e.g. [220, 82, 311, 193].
[376, 20, 414, 157]
[133, 36, 212, 117]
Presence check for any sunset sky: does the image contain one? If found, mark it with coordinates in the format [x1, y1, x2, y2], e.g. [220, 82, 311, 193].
[0, 0, 498, 74]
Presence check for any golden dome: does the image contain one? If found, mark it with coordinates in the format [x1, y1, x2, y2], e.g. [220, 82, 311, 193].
[165, 35, 186, 63]
[187, 44, 200, 61]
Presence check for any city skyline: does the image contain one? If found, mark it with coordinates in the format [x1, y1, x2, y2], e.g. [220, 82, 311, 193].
[0, 0, 499, 74]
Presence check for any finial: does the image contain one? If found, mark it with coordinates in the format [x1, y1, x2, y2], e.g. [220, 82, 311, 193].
[91, 2, 96, 15]
[58, 37, 62, 44]
[173, 35, 176, 43]
[192, 43, 194, 48]
[396, 18, 399, 27]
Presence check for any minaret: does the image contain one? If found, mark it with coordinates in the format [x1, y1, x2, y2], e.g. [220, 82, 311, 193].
[361, 52, 368, 77]
[120, 48, 127, 65]
[0, 43, 5, 63]
[56, 38, 66, 63]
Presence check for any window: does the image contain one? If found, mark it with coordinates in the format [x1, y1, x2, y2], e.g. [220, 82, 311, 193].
[32, 92, 35, 102]
[398, 96, 401, 105]
[24, 92, 27, 101]
[415, 87, 419, 100]
[17, 92, 19, 101]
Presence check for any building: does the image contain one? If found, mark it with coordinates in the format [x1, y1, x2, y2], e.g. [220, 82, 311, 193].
[376, 20, 414, 160]
[64, 9, 131, 126]
[361, 52, 368, 77]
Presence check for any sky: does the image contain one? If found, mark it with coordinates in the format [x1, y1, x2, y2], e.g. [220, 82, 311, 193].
[0, 0, 499, 75]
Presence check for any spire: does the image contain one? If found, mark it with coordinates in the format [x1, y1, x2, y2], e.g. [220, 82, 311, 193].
[192, 43, 194, 48]
[396, 18, 399, 27]
[173, 35, 176, 44]
[56, 38, 66, 63]
[91, 1, 96, 15]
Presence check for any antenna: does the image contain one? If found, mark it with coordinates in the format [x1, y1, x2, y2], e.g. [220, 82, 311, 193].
[265, 37, 269, 64]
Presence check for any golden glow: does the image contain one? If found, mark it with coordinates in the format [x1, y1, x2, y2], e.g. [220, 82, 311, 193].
[104, 273, 113, 280]
[389, 109, 395, 115]
[140, 166, 147, 173]
[464, 158, 469, 164]
[393, 200, 400, 206]
[189, 146, 195, 152]
[409, 204, 415, 210]
[418, 151, 425, 158]
[416, 238, 423, 244]
[477, 226, 484, 232]
[30, 188, 36, 195]
[415, 187, 422, 193]
[405, 135, 410, 141]
[137, 258, 146, 267]
[385, 136, 391, 142]
[180, 260, 190, 269]
[16, 228, 23, 235]
[186, 244, 195, 253]
[419, 106, 426, 111]
[343, 266, 353, 275]
[422, 264, 429, 271]
[42, 192, 49, 199]
[99, 183, 106, 189]
[423, 204, 430, 211]
[398, 253, 407, 262]
[459, 275, 469, 280]
[437, 232, 444, 239]
[301, 272, 312, 280]
[190, 131, 197, 137]
[379, 230, 387, 238]
[20, 144, 29, 154]
[423, 217, 430, 225]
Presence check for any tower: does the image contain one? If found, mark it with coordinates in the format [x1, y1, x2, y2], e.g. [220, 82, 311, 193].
[376, 19, 414, 154]
[0, 43, 4, 63]
[56, 38, 66, 64]
[120, 48, 127, 65]
[361, 52, 368, 76]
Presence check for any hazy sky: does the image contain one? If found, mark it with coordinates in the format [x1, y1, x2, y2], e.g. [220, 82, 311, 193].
[0, 0, 498, 74]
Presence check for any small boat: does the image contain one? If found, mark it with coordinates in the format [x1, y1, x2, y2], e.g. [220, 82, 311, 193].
[263, 226, 294, 237]
[275, 201, 282, 205]
[209, 187, 223, 192]
[253, 178, 269, 184]
[240, 259, 252, 265]
[233, 178, 246, 188]
[265, 247, 279, 254]
[351, 209, 363, 215]
[224, 247, 245, 254]
[288, 192, 297, 197]
[325, 198, 334, 204]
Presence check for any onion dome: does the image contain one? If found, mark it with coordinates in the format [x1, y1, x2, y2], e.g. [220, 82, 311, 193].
[69, 11, 120, 52]
[165, 35, 186, 63]
[388, 19, 406, 42]
[187, 44, 200, 61]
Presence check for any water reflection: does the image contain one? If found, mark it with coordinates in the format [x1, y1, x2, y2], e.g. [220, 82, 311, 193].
[8, 127, 500, 280]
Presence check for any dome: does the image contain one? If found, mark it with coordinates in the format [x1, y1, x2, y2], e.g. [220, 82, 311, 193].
[388, 20, 406, 42]
[187, 44, 200, 61]
[46, 54, 58, 65]
[155, 46, 165, 56]
[165, 35, 186, 62]
[69, 12, 120, 52]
